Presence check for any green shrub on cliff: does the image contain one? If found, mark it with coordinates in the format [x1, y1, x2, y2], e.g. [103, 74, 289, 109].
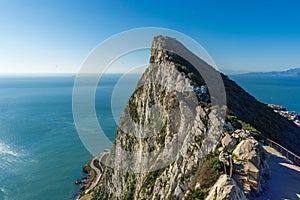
[188, 151, 223, 199]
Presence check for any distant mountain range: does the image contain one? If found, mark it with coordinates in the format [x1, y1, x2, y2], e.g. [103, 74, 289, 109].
[219, 68, 250, 75]
[233, 68, 300, 77]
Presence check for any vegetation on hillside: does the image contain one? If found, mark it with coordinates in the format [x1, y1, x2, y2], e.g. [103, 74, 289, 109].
[187, 151, 224, 199]
[224, 76, 300, 154]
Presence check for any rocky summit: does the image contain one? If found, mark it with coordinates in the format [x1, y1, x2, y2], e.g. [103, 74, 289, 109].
[79, 36, 300, 200]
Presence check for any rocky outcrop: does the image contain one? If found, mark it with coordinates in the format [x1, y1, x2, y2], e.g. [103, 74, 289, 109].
[206, 175, 247, 200]
[221, 133, 237, 153]
[79, 35, 299, 200]
[231, 137, 269, 196]
[217, 128, 270, 198]
[84, 36, 225, 200]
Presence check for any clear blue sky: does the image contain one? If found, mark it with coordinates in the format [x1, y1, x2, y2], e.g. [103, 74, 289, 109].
[1, 0, 300, 73]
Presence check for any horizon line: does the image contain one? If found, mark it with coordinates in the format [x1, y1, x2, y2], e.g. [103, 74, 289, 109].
[0, 72, 144, 76]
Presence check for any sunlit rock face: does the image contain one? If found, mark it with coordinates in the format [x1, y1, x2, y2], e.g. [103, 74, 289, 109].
[205, 175, 248, 200]
[80, 35, 298, 200]
[88, 36, 224, 199]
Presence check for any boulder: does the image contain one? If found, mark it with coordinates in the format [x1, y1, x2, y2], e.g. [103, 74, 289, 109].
[233, 138, 266, 168]
[206, 175, 248, 200]
[232, 138, 270, 195]
[244, 162, 259, 180]
[222, 133, 237, 152]
[231, 132, 240, 139]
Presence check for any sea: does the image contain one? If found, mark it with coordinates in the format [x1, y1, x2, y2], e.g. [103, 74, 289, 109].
[0, 74, 299, 200]
[229, 75, 300, 113]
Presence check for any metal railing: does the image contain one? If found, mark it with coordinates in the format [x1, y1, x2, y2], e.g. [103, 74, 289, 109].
[224, 133, 300, 178]
[254, 134, 300, 166]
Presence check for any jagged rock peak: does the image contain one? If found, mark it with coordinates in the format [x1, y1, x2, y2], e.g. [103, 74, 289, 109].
[151, 35, 176, 50]
[150, 35, 227, 109]
[149, 35, 184, 64]
[150, 35, 188, 54]
[79, 36, 225, 199]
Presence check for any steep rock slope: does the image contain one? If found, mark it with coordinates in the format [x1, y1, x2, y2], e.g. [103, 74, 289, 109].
[81, 36, 300, 200]
[90, 36, 224, 200]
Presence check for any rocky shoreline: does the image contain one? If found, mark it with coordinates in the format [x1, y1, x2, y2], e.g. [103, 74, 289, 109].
[268, 104, 300, 126]
[74, 161, 94, 199]
[75, 150, 110, 200]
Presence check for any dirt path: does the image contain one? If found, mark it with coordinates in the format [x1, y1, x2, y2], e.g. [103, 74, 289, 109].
[255, 146, 300, 200]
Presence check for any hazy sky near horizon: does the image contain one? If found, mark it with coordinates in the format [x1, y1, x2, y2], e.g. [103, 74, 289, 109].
[1, 0, 300, 74]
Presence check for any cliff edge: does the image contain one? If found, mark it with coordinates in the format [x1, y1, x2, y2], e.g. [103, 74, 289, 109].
[79, 36, 300, 200]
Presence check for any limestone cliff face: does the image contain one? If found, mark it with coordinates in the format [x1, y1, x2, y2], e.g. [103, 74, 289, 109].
[206, 175, 247, 200]
[90, 36, 224, 199]
[80, 36, 299, 200]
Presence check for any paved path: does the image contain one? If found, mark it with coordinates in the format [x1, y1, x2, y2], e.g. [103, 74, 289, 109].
[255, 146, 300, 200]
[84, 151, 109, 194]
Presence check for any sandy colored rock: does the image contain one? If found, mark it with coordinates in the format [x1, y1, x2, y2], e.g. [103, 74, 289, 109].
[206, 175, 248, 200]
[222, 133, 237, 152]
[232, 138, 269, 195]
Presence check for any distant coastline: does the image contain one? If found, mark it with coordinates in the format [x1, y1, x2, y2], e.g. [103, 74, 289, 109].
[229, 71, 300, 114]
[228, 68, 300, 77]
[268, 104, 300, 126]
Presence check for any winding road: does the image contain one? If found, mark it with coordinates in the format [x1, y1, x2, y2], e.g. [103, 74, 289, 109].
[84, 151, 109, 194]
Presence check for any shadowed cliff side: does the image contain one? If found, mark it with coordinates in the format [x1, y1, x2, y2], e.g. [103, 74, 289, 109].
[223, 76, 300, 155]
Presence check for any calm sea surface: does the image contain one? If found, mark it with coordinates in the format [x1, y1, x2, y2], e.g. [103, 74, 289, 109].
[230, 75, 300, 113]
[0, 74, 299, 200]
